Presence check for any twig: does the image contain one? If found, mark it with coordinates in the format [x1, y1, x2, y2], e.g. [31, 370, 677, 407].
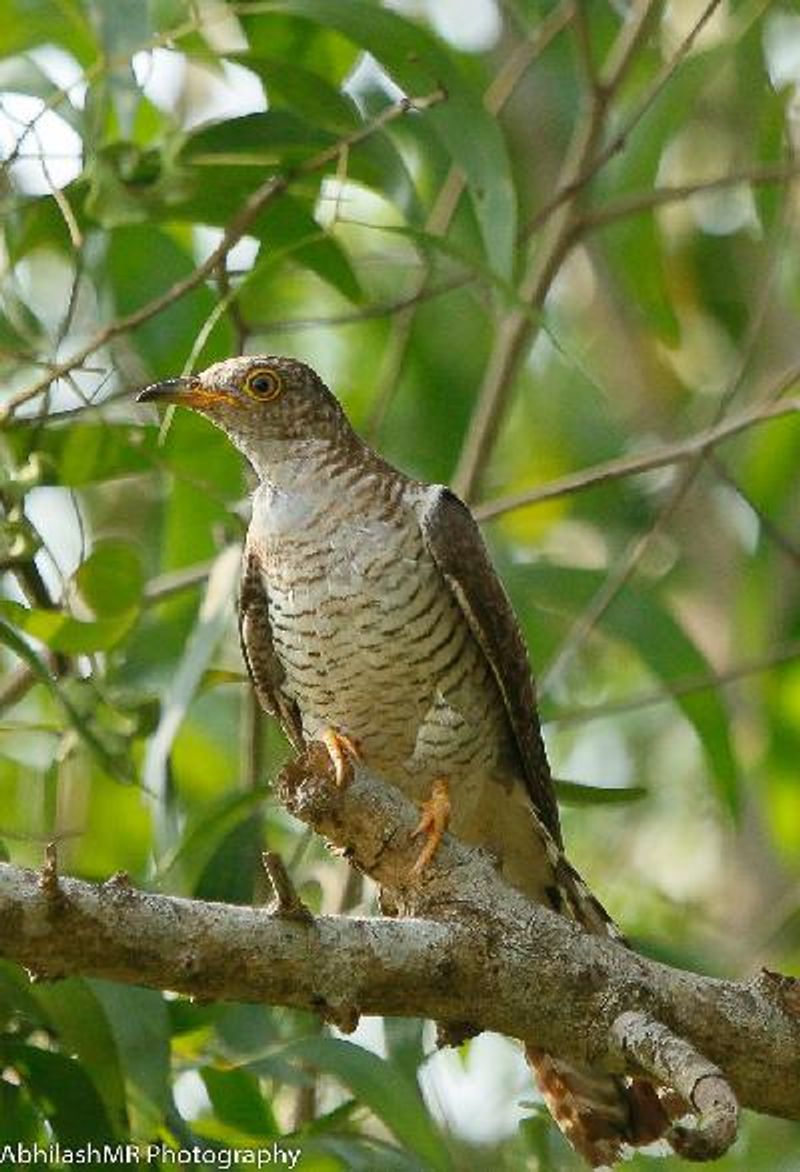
[143, 560, 215, 603]
[0, 664, 38, 713]
[475, 395, 800, 519]
[0, 3, 248, 179]
[546, 639, 800, 727]
[522, 0, 725, 239]
[37, 841, 61, 905]
[452, 0, 659, 501]
[248, 273, 471, 334]
[580, 160, 800, 232]
[262, 850, 312, 921]
[609, 1012, 738, 1161]
[0, 90, 445, 424]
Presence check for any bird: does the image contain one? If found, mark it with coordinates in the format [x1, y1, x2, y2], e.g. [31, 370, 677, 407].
[138, 355, 673, 1167]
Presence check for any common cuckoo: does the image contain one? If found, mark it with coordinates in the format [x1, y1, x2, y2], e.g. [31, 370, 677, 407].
[138, 356, 673, 1166]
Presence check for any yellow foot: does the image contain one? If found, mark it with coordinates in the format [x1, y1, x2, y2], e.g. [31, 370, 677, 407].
[318, 727, 362, 787]
[411, 778, 451, 876]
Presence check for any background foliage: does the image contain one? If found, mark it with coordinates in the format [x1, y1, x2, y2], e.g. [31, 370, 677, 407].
[0, 0, 799, 1168]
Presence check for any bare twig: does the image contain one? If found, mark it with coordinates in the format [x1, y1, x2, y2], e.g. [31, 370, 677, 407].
[0, 664, 38, 713]
[143, 560, 215, 604]
[580, 160, 800, 232]
[453, 0, 660, 501]
[262, 850, 312, 921]
[475, 395, 800, 519]
[248, 273, 472, 334]
[547, 639, 800, 727]
[523, 0, 726, 239]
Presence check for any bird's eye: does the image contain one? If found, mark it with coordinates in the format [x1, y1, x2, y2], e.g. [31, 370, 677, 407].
[245, 368, 282, 400]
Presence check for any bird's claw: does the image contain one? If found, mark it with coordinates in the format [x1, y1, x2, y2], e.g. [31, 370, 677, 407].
[411, 778, 451, 876]
[318, 728, 362, 787]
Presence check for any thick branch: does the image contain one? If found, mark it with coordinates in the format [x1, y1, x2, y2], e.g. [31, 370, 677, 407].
[0, 757, 797, 1127]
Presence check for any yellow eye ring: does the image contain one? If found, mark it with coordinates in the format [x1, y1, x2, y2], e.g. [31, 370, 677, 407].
[244, 367, 283, 401]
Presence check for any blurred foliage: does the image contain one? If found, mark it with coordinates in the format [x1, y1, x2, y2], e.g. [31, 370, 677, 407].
[0, 1, 799, 1168]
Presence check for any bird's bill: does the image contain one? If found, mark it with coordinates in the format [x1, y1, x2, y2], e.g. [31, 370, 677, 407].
[137, 376, 197, 405]
[137, 377, 235, 410]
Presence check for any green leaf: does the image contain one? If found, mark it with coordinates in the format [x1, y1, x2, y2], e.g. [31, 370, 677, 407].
[33, 979, 128, 1136]
[252, 195, 362, 302]
[0, 1077, 40, 1144]
[88, 982, 171, 1134]
[0, 599, 138, 654]
[104, 224, 233, 372]
[201, 1065, 277, 1138]
[507, 563, 740, 814]
[194, 811, 263, 905]
[276, 1037, 452, 1172]
[0, 0, 96, 61]
[155, 788, 265, 894]
[143, 545, 240, 852]
[0, 619, 131, 778]
[0, 961, 47, 1031]
[0, 1041, 115, 1144]
[75, 541, 145, 617]
[262, 0, 516, 277]
[241, 55, 359, 132]
[553, 779, 648, 806]
[382, 1018, 426, 1084]
[5, 422, 161, 487]
[183, 109, 331, 165]
[0, 618, 120, 773]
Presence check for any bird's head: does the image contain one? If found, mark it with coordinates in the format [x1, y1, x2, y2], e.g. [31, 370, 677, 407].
[137, 355, 348, 473]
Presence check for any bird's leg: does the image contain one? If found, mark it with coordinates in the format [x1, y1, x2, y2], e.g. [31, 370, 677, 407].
[411, 778, 451, 876]
[317, 727, 362, 787]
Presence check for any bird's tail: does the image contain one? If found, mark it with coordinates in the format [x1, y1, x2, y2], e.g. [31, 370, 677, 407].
[525, 1046, 672, 1167]
[525, 851, 678, 1166]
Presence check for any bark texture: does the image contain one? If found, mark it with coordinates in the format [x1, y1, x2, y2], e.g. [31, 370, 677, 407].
[0, 751, 797, 1139]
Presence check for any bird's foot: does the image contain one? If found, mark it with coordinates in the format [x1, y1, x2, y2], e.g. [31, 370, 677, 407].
[317, 727, 362, 787]
[411, 778, 451, 876]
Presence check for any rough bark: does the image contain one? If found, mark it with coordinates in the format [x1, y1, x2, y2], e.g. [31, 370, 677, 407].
[0, 750, 797, 1140]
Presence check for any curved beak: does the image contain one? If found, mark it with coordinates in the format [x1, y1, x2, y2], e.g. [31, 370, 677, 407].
[137, 376, 198, 405]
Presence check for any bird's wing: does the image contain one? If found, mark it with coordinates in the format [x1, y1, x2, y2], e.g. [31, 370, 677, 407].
[419, 486, 562, 847]
[238, 546, 304, 752]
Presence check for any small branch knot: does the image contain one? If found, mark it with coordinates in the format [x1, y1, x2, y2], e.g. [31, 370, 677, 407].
[313, 998, 360, 1034]
[436, 1020, 479, 1049]
[750, 967, 800, 1017]
[277, 743, 339, 815]
[37, 842, 64, 908]
[261, 851, 312, 921]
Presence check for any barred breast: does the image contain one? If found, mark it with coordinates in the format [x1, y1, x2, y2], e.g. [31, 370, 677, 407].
[248, 454, 517, 806]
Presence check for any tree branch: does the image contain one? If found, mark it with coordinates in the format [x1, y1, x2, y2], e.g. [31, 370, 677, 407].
[1, 753, 798, 1134]
[474, 394, 800, 519]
